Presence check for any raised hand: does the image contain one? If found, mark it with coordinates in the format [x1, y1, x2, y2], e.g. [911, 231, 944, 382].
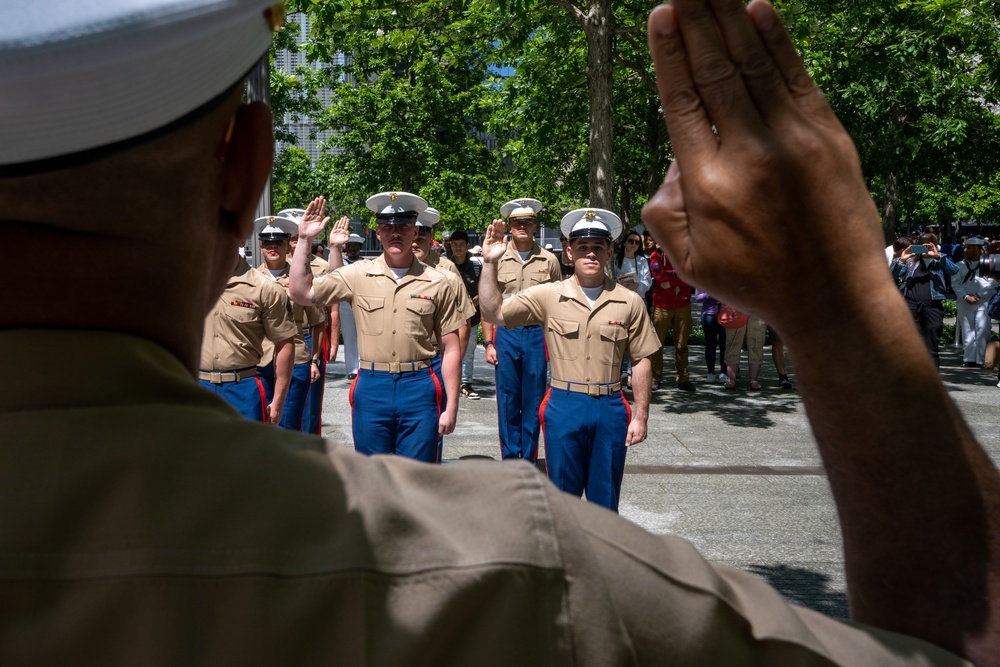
[482, 218, 508, 263]
[299, 196, 331, 241]
[328, 215, 351, 247]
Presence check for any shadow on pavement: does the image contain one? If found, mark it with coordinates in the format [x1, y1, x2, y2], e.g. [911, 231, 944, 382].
[745, 563, 848, 619]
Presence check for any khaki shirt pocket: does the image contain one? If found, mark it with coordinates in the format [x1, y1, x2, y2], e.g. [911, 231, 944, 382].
[355, 295, 385, 336]
[528, 270, 549, 286]
[547, 318, 580, 361]
[599, 324, 627, 367]
[224, 304, 256, 324]
[497, 271, 518, 294]
[405, 298, 436, 338]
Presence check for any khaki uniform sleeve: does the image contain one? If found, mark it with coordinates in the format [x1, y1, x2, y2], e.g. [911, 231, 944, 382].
[434, 277, 465, 338]
[304, 303, 327, 327]
[626, 295, 661, 362]
[548, 486, 969, 667]
[260, 280, 298, 343]
[547, 253, 563, 283]
[501, 284, 548, 329]
[312, 265, 354, 307]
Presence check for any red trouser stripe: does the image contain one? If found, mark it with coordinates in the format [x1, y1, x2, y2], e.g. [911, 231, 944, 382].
[254, 377, 268, 423]
[537, 387, 552, 478]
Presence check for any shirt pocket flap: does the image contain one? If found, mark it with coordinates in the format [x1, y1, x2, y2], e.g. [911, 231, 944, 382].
[549, 318, 579, 337]
[356, 295, 385, 313]
[600, 324, 627, 342]
[405, 299, 435, 316]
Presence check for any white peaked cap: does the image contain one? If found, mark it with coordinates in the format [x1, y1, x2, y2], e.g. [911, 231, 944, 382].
[966, 237, 985, 246]
[416, 207, 441, 228]
[500, 198, 543, 220]
[347, 233, 366, 244]
[276, 208, 307, 225]
[1, 0, 282, 170]
[253, 215, 298, 239]
[560, 208, 623, 243]
[365, 191, 427, 221]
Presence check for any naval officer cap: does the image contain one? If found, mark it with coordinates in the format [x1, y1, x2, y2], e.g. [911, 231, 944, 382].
[366, 192, 427, 224]
[1, 0, 285, 174]
[560, 208, 623, 243]
[276, 208, 307, 224]
[416, 207, 441, 229]
[254, 215, 298, 242]
[966, 237, 985, 246]
[500, 198, 543, 221]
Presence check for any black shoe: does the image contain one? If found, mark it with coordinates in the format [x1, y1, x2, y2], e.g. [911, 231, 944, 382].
[347, 372, 358, 380]
[651, 381, 661, 391]
[461, 383, 480, 400]
[963, 361, 980, 368]
[676, 381, 696, 392]
[778, 374, 793, 390]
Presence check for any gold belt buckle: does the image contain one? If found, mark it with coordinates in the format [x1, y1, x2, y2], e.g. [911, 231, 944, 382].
[389, 361, 401, 374]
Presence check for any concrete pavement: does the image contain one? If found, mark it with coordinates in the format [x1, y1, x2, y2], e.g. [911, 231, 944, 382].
[318, 339, 1000, 620]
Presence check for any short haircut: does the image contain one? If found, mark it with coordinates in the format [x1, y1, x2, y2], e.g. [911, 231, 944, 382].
[920, 233, 938, 245]
[450, 230, 469, 243]
[894, 237, 911, 252]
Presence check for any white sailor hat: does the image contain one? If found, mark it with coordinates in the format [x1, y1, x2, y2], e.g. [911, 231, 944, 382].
[416, 207, 441, 228]
[346, 233, 366, 245]
[254, 215, 298, 241]
[2, 1, 283, 173]
[365, 191, 427, 224]
[500, 198, 543, 220]
[966, 237, 986, 246]
[560, 208, 622, 243]
[276, 208, 307, 225]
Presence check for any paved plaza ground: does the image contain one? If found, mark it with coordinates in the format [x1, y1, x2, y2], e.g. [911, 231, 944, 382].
[318, 337, 1000, 620]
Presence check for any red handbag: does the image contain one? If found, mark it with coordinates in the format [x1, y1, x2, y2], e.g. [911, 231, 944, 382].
[718, 304, 749, 329]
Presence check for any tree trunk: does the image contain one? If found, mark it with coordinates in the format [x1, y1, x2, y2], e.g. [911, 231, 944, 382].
[619, 180, 632, 229]
[585, 0, 614, 209]
[882, 170, 898, 244]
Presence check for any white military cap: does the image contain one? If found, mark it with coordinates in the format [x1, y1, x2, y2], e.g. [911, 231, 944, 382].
[276, 208, 307, 225]
[365, 191, 427, 224]
[500, 198, 543, 220]
[1, 0, 283, 172]
[347, 233, 366, 245]
[560, 208, 622, 243]
[416, 207, 441, 228]
[966, 237, 985, 246]
[254, 215, 298, 241]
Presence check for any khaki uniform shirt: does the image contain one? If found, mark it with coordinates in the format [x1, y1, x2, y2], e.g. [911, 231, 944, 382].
[256, 264, 326, 366]
[200, 259, 298, 371]
[312, 255, 463, 363]
[309, 253, 330, 275]
[496, 241, 562, 297]
[503, 277, 661, 385]
[0, 328, 967, 667]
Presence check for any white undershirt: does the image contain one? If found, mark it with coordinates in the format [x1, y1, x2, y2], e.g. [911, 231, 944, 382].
[389, 267, 409, 284]
[580, 285, 604, 308]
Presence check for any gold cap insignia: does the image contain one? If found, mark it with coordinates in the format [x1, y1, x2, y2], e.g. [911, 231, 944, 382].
[585, 210, 595, 220]
[269, 216, 275, 222]
[389, 193, 399, 202]
[265, 3, 286, 32]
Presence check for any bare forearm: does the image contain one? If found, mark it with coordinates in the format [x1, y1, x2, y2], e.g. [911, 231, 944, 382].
[288, 241, 316, 305]
[272, 339, 294, 404]
[479, 262, 505, 327]
[784, 282, 1000, 661]
[630, 358, 651, 421]
[440, 337, 460, 416]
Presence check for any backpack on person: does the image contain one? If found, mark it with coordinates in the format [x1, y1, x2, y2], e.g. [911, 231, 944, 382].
[987, 287, 1000, 320]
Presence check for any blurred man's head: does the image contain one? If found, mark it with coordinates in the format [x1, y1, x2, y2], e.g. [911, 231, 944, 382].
[450, 230, 470, 262]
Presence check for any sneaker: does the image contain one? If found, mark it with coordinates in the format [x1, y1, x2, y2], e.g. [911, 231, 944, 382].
[778, 374, 793, 390]
[677, 381, 696, 392]
[717, 373, 728, 383]
[706, 373, 715, 383]
[347, 371, 358, 380]
[651, 381, 661, 391]
[461, 383, 480, 400]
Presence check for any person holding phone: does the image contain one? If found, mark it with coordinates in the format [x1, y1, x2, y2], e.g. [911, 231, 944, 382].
[891, 233, 959, 367]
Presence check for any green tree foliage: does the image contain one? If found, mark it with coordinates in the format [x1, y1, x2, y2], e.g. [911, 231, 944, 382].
[777, 0, 1000, 238]
[274, 0, 511, 231]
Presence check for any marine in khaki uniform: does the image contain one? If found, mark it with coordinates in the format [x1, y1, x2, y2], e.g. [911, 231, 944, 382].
[289, 193, 464, 462]
[484, 198, 562, 463]
[278, 206, 339, 435]
[4, 1, 997, 664]
[200, 253, 297, 424]
[253, 215, 326, 431]
[480, 210, 660, 512]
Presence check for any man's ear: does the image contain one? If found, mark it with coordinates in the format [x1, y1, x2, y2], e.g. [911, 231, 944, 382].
[220, 102, 273, 240]
[565, 244, 574, 262]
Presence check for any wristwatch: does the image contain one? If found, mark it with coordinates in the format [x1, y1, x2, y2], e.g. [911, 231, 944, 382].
[310, 358, 321, 366]
[483, 340, 493, 348]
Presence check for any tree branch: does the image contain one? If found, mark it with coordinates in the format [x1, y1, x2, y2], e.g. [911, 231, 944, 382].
[612, 51, 656, 93]
[551, 0, 587, 27]
[615, 22, 646, 35]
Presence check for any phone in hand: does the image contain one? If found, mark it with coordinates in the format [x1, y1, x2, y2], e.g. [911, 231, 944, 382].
[910, 244, 926, 255]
